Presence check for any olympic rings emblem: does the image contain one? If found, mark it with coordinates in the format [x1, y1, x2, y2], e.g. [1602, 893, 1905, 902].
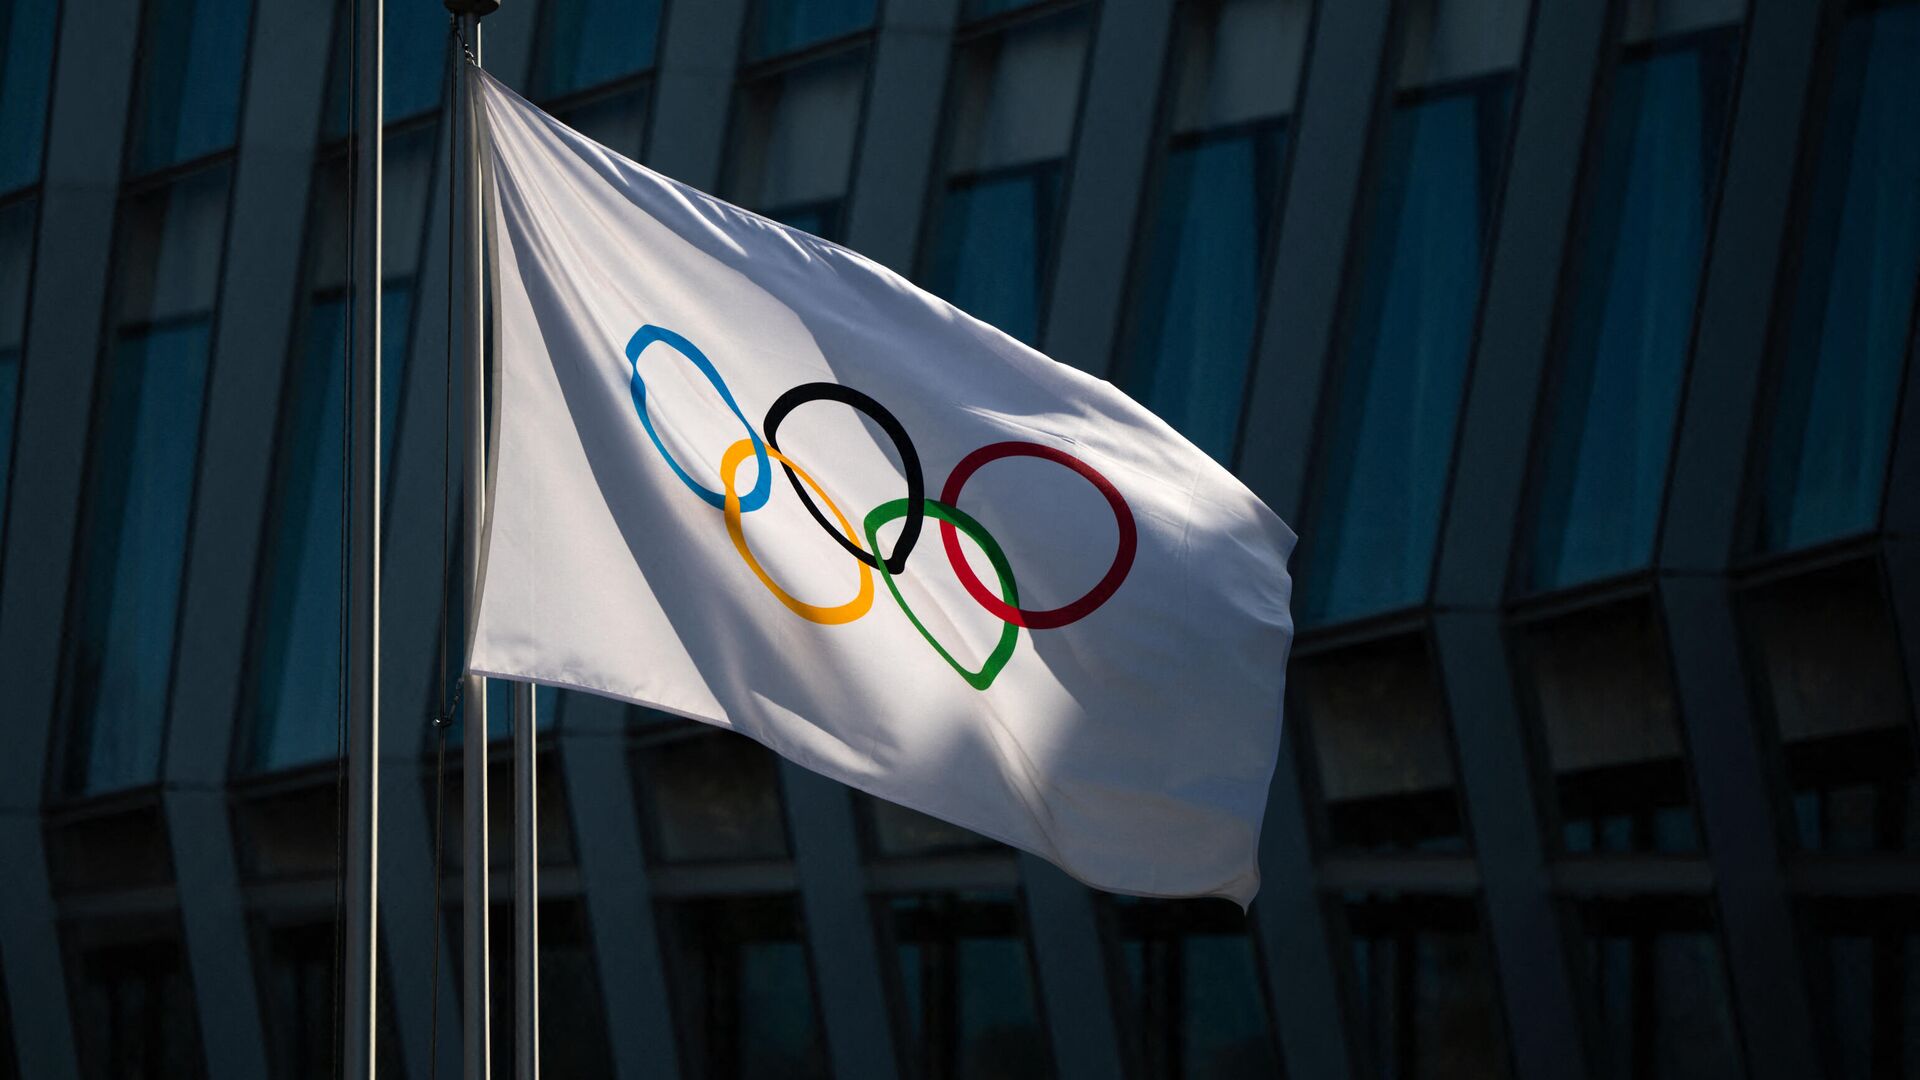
[626, 324, 1137, 690]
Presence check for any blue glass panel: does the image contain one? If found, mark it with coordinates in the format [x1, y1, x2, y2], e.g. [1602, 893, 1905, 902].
[247, 283, 415, 771]
[0, 0, 59, 192]
[925, 166, 1062, 345]
[748, 0, 875, 59]
[1124, 124, 1287, 464]
[889, 893, 1050, 1078]
[322, 0, 447, 138]
[129, 0, 252, 172]
[534, 0, 660, 98]
[553, 84, 649, 160]
[765, 201, 841, 242]
[1759, 4, 1920, 550]
[1531, 38, 1737, 589]
[69, 320, 212, 791]
[1300, 83, 1510, 625]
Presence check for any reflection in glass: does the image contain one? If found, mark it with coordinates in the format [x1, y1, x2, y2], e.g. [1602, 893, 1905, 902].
[127, 0, 252, 173]
[634, 730, 790, 863]
[533, 0, 660, 99]
[1578, 900, 1744, 1080]
[724, 51, 866, 244]
[923, 10, 1089, 344]
[886, 892, 1051, 1079]
[66, 167, 231, 794]
[660, 896, 829, 1080]
[1123, 0, 1307, 463]
[0, 0, 59, 192]
[1518, 600, 1701, 853]
[1744, 561, 1920, 853]
[927, 166, 1061, 345]
[1531, 32, 1737, 588]
[1760, 4, 1920, 550]
[1110, 897, 1280, 1078]
[747, 0, 875, 59]
[1345, 895, 1511, 1080]
[1292, 636, 1467, 852]
[1302, 79, 1511, 624]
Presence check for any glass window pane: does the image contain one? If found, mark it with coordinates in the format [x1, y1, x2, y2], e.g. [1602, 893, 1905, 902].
[66, 166, 231, 795]
[1120, 0, 1308, 464]
[1530, 22, 1740, 590]
[921, 10, 1090, 344]
[1577, 900, 1744, 1080]
[71, 935, 207, 1079]
[886, 892, 1052, 1079]
[1110, 897, 1280, 1078]
[1292, 635, 1468, 852]
[724, 50, 866, 241]
[553, 84, 650, 161]
[322, 0, 447, 138]
[1345, 895, 1512, 1080]
[128, 0, 252, 173]
[859, 792, 998, 857]
[533, 0, 660, 98]
[1742, 561, 1920, 853]
[1759, 3, 1920, 551]
[747, 0, 875, 60]
[659, 896, 830, 1079]
[634, 729, 790, 862]
[1517, 599, 1702, 853]
[1805, 900, 1920, 1080]
[0, 198, 31, 546]
[1301, 2, 1519, 624]
[0, 0, 60, 193]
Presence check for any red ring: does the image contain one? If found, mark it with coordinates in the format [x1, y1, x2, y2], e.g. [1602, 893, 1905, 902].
[939, 442, 1137, 630]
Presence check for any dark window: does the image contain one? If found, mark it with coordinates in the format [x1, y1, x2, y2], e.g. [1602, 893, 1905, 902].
[1758, 1, 1920, 551]
[1743, 561, 1919, 853]
[65, 165, 232, 794]
[634, 729, 792, 863]
[532, 0, 661, 99]
[0, 198, 32, 553]
[746, 0, 876, 60]
[927, 164, 1062, 345]
[1516, 599, 1703, 853]
[1292, 635, 1470, 852]
[1344, 895, 1512, 1080]
[255, 922, 404, 1080]
[71, 937, 206, 1080]
[321, 0, 446, 138]
[659, 896, 830, 1080]
[0, 0, 59, 194]
[883, 891, 1052, 1080]
[1575, 899, 1745, 1080]
[1109, 896, 1282, 1079]
[488, 901, 617, 1077]
[1805, 899, 1920, 1080]
[1300, 0, 1523, 625]
[552, 84, 651, 160]
[1529, 22, 1740, 589]
[126, 0, 252, 173]
[859, 793, 999, 859]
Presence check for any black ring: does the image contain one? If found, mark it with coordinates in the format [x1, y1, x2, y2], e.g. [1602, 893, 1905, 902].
[763, 383, 925, 576]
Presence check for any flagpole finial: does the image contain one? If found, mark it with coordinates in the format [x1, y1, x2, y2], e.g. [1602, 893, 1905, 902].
[444, 0, 500, 15]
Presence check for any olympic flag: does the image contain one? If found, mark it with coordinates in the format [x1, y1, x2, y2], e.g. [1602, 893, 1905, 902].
[468, 71, 1295, 903]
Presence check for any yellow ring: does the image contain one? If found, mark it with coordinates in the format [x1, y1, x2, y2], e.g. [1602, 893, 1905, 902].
[722, 438, 875, 625]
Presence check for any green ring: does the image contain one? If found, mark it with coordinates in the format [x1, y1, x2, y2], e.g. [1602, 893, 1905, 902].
[864, 498, 1019, 691]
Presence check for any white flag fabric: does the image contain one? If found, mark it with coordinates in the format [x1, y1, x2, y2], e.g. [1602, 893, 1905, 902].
[468, 71, 1295, 904]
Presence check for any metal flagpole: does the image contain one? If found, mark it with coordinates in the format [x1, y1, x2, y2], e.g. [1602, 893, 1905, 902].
[344, 0, 383, 1075]
[513, 683, 538, 1079]
[448, 2, 497, 1078]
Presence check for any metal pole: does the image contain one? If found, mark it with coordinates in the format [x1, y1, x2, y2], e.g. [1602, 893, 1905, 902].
[514, 684, 539, 1079]
[344, 0, 383, 1075]
[454, 9, 491, 1080]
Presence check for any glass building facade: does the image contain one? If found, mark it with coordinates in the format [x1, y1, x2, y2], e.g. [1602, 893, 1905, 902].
[0, 0, 1916, 1077]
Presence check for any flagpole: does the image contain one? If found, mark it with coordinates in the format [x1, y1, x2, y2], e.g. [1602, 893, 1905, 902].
[344, 0, 383, 1075]
[449, 3, 496, 1078]
[513, 683, 539, 1079]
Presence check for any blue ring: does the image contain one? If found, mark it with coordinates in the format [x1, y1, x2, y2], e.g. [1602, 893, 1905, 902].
[626, 325, 771, 512]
